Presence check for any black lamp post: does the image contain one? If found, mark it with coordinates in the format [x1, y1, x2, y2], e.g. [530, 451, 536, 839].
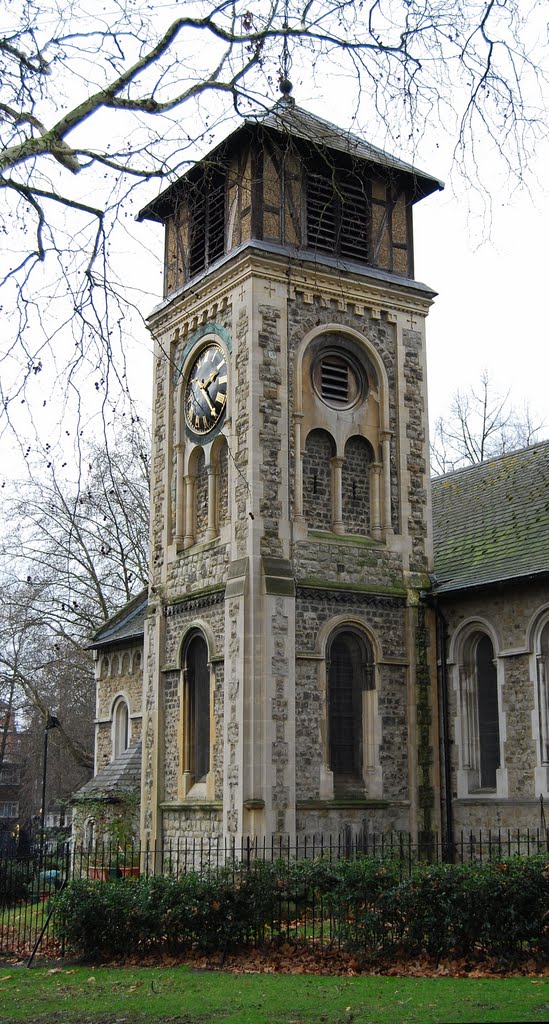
[40, 714, 61, 838]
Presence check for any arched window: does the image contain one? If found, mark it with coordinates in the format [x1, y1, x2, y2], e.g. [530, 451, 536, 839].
[112, 698, 129, 761]
[458, 631, 501, 792]
[536, 620, 549, 769]
[327, 629, 374, 787]
[182, 631, 211, 788]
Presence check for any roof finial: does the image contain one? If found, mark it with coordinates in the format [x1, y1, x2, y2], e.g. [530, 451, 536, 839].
[278, 2, 294, 106]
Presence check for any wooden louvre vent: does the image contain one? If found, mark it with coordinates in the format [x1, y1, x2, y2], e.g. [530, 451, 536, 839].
[188, 168, 226, 279]
[307, 167, 369, 261]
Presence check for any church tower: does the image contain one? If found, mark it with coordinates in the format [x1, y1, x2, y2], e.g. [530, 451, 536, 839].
[138, 96, 443, 849]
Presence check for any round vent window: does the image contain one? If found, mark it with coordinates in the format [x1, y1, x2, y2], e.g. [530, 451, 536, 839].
[312, 350, 364, 409]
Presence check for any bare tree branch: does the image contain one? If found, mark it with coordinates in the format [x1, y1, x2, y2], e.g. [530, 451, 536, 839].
[430, 371, 546, 475]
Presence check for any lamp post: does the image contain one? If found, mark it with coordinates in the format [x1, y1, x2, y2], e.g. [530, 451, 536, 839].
[40, 714, 61, 839]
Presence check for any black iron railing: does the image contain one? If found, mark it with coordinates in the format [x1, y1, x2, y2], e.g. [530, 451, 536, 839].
[2, 827, 548, 958]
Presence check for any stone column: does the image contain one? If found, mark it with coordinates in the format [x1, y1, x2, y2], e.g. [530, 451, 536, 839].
[380, 430, 393, 535]
[293, 413, 305, 522]
[183, 475, 195, 549]
[331, 456, 345, 535]
[370, 462, 383, 539]
[174, 443, 185, 547]
[205, 464, 217, 542]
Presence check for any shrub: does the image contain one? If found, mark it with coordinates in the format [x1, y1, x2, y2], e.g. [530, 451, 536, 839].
[0, 858, 33, 908]
[53, 854, 549, 962]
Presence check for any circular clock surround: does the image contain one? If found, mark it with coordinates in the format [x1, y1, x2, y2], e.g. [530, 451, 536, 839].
[184, 343, 227, 436]
[311, 349, 365, 410]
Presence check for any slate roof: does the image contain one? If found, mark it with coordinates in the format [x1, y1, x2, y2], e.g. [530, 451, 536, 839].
[139, 98, 442, 222]
[257, 99, 444, 194]
[73, 742, 142, 802]
[431, 441, 549, 594]
[89, 588, 147, 649]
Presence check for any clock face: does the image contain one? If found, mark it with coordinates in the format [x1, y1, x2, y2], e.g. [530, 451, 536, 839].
[184, 344, 227, 436]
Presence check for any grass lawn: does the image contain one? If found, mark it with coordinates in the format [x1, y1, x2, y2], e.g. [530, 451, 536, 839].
[0, 965, 547, 1023]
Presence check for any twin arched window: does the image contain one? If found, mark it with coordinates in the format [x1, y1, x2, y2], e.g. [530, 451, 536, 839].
[181, 436, 229, 548]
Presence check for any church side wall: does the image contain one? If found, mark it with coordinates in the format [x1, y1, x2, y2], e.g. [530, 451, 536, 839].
[441, 580, 547, 833]
[94, 643, 143, 773]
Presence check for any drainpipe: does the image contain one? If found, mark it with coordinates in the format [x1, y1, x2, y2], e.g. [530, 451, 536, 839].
[436, 603, 454, 862]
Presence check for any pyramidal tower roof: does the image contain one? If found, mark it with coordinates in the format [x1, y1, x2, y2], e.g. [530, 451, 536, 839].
[139, 97, 443, 223]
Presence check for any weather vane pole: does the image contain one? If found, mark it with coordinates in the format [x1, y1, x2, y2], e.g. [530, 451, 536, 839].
[279, 0, 293, 99]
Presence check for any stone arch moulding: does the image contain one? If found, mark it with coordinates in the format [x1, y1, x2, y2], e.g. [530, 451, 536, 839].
[316, 612, 384, 665]
[175, 618, 219, 667]
[315, 614, 383, 802]
[525, 603, 549, 653]
[108, 690, 132, 719]
[293, 324, 392, 536]
[448, 618, 507, 800]
[293, 323, 390, 426]
[447, 616, 502, 666]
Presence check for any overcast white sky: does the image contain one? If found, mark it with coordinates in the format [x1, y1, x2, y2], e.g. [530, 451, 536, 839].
[415, 176, 548, 432]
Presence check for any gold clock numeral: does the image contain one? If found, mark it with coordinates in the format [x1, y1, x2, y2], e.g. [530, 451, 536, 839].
[218, 374, 227, 384]
[215, 392, 227, 409]
[194, 414, 201, 430]
[202, 416, 208, 430]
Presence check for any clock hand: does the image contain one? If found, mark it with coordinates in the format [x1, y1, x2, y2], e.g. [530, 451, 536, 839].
[200, 388, 216, 415]
[199, 368, 220, 390]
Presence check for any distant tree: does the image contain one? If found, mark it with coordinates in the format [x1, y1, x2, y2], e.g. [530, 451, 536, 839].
[430, 372, 545, 475]
[0, 421, 150, 819]
[3, 420, 150, 642]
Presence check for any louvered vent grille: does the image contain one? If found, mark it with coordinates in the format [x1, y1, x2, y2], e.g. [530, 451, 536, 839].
[340, 177, 369, 261]
[320, 357, 349, 404]
[307, 173, 337, 253]
[208, 181, 225, 263]
[307, 169, 369, 260]
[189, 169, 226, 279]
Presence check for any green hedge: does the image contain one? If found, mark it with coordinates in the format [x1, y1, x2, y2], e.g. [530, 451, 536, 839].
[0, 859, 33, 908]
[53, 855, 549, 961]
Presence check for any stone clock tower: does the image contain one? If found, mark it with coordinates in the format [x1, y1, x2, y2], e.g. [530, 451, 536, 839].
[137, 95, 443, 850]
